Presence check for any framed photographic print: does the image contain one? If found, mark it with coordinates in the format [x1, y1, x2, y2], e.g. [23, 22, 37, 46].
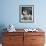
[19, 5, 34, 23]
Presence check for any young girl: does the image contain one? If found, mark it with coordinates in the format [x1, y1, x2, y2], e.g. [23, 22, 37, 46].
[21, 8, 32, 20]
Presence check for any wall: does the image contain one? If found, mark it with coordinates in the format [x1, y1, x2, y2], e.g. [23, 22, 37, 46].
[0, 0, 46, 29]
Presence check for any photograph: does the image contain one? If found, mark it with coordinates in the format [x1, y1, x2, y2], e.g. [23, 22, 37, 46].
[19, 5, 34, 23]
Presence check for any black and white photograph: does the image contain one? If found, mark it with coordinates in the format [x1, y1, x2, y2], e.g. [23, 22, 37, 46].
[19, 5, 34, 23]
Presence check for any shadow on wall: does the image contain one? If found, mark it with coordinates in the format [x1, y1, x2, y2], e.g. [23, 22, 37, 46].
[0, 24, 7, 43]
